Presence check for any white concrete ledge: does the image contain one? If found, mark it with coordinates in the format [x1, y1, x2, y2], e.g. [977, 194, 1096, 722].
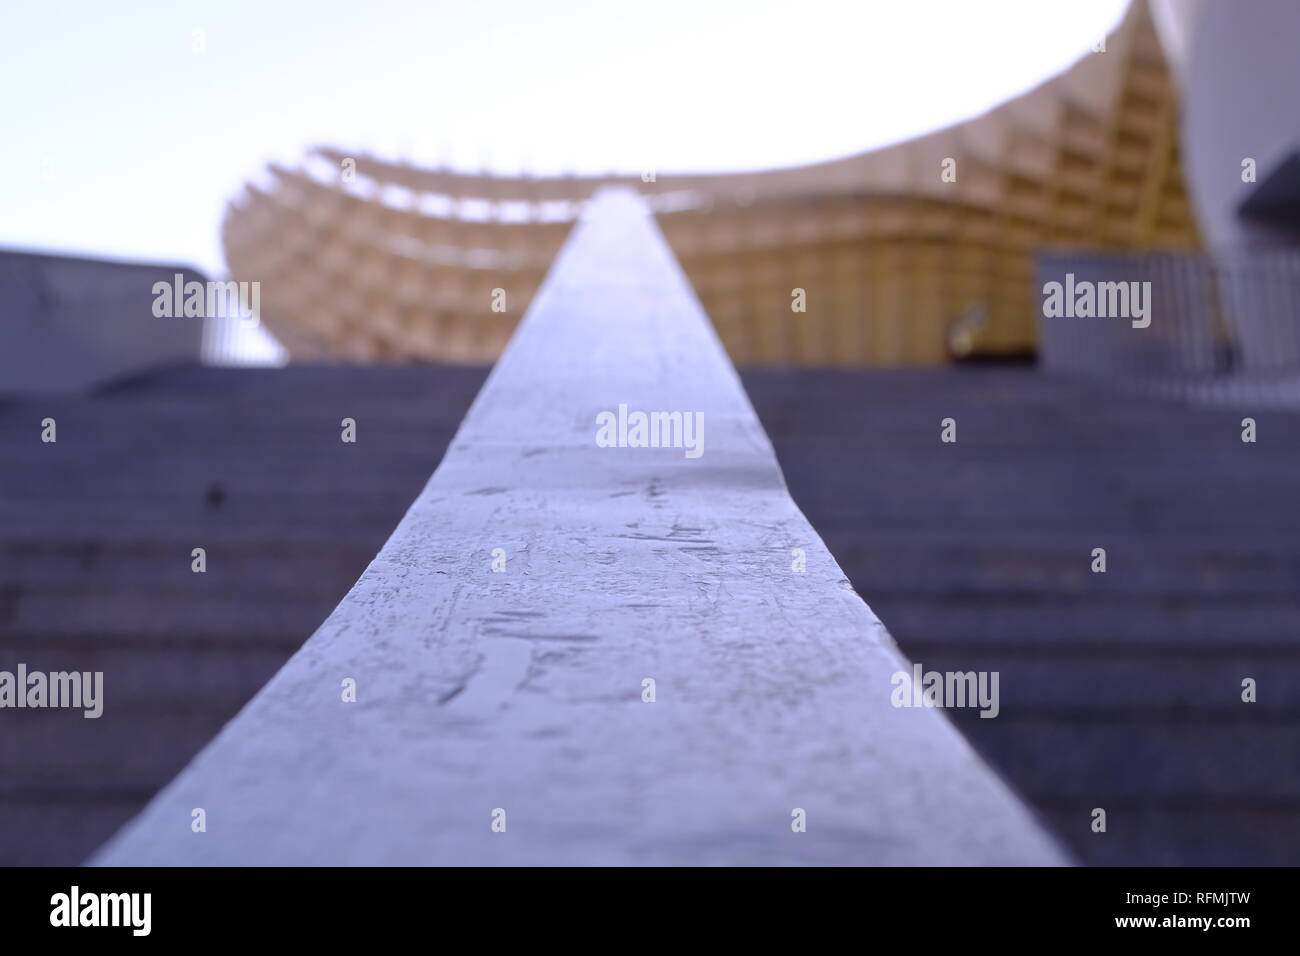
[93, 190, 1066, 865]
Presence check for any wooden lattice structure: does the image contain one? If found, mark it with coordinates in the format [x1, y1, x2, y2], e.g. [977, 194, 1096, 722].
[222, 0, 1198, 366]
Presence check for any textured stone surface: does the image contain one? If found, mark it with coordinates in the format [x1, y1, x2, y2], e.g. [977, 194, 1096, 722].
[92, 191, 1064, 865]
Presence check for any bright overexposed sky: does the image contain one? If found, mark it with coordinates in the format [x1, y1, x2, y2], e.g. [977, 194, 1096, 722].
[1, 0, 1129, 276]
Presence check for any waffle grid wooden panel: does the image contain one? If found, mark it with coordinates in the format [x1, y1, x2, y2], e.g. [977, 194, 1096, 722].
[222, 0, 1199, 366]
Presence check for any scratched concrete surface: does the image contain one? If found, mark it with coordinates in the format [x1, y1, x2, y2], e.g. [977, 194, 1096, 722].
[90, 191, 1065, 865]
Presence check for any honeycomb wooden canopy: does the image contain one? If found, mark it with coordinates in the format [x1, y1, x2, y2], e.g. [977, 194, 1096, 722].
[222, 0, 1198, 366]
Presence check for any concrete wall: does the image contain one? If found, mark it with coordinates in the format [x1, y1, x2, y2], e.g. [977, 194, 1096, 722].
[0, 250, 206, 395]
[1035, 251, 1224, 377]
[1155, 1, 1300, 375]
[1148, 0, 1208, 86]
[1179, 0, 1300, 248]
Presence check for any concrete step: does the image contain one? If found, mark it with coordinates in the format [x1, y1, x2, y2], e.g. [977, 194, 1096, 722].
[1037, 805, 1300, 867]
[876, 595, 1300, 648]
[954, 721, 1300, 800]
[891, 654, 1300, 717]
[824, 543, 1300, 597]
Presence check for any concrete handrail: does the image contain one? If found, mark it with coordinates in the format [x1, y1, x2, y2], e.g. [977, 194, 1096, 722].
[93, 189, 1065, 865]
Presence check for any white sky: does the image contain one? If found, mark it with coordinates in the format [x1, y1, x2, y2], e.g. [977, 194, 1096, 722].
[1, 0, 1129, 276]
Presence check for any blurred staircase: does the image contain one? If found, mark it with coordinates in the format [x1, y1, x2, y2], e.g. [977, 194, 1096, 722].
[0, 365, 486, 864]
[743, 366, 1300, 866]
[2, 364, 1297, 864]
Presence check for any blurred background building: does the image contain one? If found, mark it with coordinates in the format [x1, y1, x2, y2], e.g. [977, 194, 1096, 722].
[223, 0, 1199, 367]
[11, 0, 1299, 394]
